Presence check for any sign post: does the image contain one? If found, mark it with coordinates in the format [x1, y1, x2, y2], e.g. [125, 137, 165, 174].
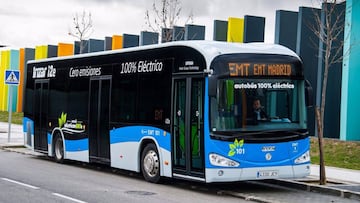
[4, 70, 20, 143]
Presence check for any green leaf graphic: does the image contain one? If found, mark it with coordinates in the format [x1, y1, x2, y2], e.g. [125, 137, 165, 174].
[58, 112, 67, 128]
[234, 139, 239, 148]
[239, 139, 244, 147]
[228, 149, 235, 157]
[227, 139, 245, 157]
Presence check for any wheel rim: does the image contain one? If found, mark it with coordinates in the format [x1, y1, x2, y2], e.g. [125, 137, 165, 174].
[55, 138, 63, 160]
[143, 150, 159, 178]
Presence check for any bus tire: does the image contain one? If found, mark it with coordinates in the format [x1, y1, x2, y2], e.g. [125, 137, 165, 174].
[141, 143, 161, 183]
[54, 135, 64, 163]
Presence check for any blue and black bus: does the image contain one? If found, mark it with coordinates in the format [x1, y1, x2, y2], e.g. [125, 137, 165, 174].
[23, 41, 311, 183]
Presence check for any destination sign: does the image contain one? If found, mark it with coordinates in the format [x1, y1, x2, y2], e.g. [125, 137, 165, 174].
[228, 63, 294, 77]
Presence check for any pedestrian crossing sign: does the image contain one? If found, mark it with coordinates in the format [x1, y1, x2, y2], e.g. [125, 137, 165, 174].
[5, 70, 20, 85]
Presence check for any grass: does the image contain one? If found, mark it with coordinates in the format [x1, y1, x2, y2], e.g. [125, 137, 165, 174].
[0, 111, 23, 125]
[311, 137, 360, 170]
[1, 110, 359, 170]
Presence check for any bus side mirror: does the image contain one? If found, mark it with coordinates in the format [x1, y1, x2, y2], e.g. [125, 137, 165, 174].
[305, 80, 313, 107]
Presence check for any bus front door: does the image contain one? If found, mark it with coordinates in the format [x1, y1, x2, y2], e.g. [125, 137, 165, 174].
[34, 80, 49, 152]
[172, 77, 204, 180]
[89, 76, 111, 164]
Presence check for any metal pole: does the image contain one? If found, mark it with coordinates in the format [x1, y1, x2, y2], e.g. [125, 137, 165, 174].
[8, 85, 13, 143]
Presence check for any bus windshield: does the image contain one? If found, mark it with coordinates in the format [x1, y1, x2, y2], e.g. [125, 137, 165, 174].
[210, 78, 307, 134]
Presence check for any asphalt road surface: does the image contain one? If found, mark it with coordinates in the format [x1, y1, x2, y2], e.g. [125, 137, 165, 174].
[0, 149, 357, 203]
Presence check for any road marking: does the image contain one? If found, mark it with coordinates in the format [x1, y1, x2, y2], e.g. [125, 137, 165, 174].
[52, 193, 87, 203]
[1, 178, 39, 190]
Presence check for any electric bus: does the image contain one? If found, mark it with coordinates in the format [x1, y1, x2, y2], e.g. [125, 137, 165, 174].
[23, 41, 311, 183]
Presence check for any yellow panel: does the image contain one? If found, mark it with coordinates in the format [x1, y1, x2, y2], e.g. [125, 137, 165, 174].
[17, 48, 25, 112]
[0, 51, 10, 111]
[0, 51, 3, 111]
[112, 35, 123, 50]
[58, 43, 74, 56]
[35, 45, 48, 59]
[227, 17, 244, 43]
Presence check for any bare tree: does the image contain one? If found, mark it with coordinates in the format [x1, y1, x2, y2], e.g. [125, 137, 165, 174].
[68, 10, 94, 54]
[145, 0, 193, 42]
[310, 0, 346, 185]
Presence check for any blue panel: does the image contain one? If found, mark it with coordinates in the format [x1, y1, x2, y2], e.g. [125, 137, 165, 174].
[244, 15, 265, 43]
[296, 7, 321, 136]
[74, 41, 80, 54]
[161, 28, 173, 43]
[65, 138, 89, 152]
[88, 39, 105, 52]
[173, 26, 185, 41]
[47, 45, 58, 58]
[341, 0, 360, 140]
[140, 31, 159, 45]
[213, 20, 228, 41]
[105, 37, 112, 51]
[110, 126, 171, 151]
[185, 24, 205, 40]
[123, 34, 139, 48]
[275, 10, 298, 52]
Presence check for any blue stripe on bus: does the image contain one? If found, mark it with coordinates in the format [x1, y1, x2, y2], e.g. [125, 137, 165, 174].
[22, 117, 34, 135]
[65, 138, 89, 152]
[110, 126, 171, 151]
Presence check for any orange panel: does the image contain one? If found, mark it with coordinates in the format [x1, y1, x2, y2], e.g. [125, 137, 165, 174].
[17, 48, 25, 112]
[112, 35, 123, 50]
[58, 43, 74, 56]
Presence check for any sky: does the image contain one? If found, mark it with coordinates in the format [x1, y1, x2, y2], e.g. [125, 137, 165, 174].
[0, 0, 321, 49]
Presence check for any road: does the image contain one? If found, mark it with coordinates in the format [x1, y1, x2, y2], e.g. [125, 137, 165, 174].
[0, 149, 357, 203]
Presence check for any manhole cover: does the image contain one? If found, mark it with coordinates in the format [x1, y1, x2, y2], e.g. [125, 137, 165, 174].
[125, 191, 156, 196]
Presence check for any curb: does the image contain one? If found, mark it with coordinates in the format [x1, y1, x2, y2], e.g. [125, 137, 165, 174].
[266, 179, 360, 201]
[0, 145, 44, 156]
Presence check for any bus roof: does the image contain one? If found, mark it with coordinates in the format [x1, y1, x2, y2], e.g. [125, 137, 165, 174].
[28, 41, 300, 69]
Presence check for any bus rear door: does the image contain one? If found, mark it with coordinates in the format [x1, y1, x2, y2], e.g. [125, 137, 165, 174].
[89, 76, 112, 164]
[34, 79, 49, 152]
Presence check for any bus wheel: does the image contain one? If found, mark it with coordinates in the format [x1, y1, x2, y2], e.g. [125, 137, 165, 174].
[54, 135, 64, 163]
[141, 143, 161, 183]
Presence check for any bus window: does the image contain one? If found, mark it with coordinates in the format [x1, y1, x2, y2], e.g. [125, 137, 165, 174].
[211, 79, 306, 132]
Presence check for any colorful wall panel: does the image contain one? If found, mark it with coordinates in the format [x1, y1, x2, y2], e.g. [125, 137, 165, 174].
[35, 45, 48, 60]
[9, 50, 19, 112]
[227, 17, 244, 43]
[213, 20, 228, 41]
[88, 39, 104, 52]
[105, 37, 112, 50]
[161, 28, 173, 43]
[341, 0, 360, 141]
[58, 43, 74, 56]
[296, 7, 321, 136]
[112, 35, 123, 50]
[173, 26, 185, 41]
[0, 51, 10, 111]
[140, 31, 159, 45]
[185, 24, 205, 40]
[123, 34, 139, 48]
[244, 15, 265, 43]
[275, 10, 298, 52]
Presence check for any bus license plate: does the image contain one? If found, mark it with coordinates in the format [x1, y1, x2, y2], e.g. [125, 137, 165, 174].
[257, 170, 278, 178]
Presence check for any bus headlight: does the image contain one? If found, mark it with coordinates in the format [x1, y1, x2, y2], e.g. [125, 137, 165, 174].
[294, 151, 310, 164]
[209, 153, 239, 167]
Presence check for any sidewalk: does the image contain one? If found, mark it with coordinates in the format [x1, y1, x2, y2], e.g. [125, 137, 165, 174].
[0, 121, 25, 147]
[1, 121, 360, 199]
